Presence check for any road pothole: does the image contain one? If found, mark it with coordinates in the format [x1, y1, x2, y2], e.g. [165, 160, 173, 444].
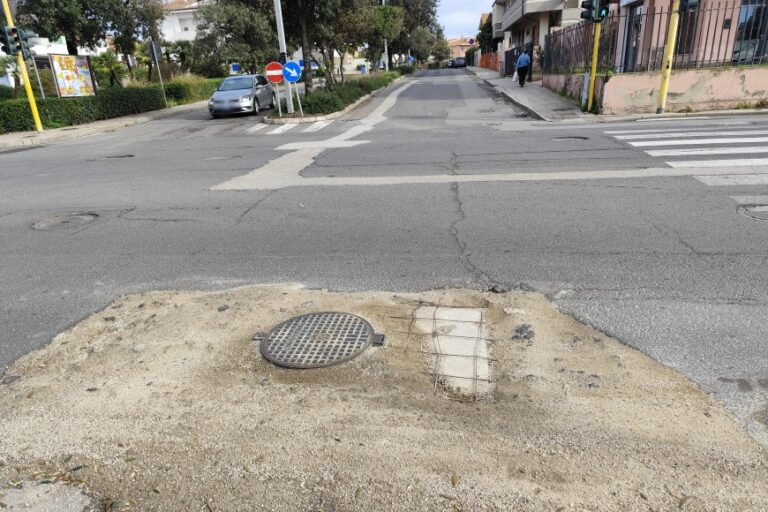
[32, 212, 98, 230]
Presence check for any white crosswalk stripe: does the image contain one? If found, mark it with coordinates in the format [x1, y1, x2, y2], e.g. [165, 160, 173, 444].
[302, 120, 333, 133]
[604, 125, 768, 189]
[267, 124, 296, 135]
[246, 124, 267, 133]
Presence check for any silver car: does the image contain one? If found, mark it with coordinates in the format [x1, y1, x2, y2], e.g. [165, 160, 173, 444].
[208, 75, 275, 118]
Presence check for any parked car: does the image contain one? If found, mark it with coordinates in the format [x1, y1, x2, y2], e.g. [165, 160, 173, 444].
[449, 59, 456, 68]
[208, 75, 275, 118]
[452, 57, 466, 68]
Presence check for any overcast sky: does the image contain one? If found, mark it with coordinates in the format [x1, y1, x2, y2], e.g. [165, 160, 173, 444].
[439, 0, 487, 39]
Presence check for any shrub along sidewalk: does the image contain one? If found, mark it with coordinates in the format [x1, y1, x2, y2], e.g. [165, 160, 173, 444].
[277, 71, 402, 117]
[0, 77, 221, 134]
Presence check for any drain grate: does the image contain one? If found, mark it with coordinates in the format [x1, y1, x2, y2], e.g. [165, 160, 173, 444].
[259, 312, 374, 368]
[551, 136, 588, 141]
[32, 212, 98, 230]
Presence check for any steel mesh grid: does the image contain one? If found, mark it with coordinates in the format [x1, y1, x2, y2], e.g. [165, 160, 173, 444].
[260, 312, 373, 368]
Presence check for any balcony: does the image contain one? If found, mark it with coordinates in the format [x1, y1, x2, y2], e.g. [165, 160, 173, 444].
[500, 0, 566, 31]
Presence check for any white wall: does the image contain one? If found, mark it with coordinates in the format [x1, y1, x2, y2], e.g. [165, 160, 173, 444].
[162, 11, 198, 42]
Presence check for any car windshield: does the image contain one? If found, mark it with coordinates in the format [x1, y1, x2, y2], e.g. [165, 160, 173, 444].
[218, 77, 253, 91]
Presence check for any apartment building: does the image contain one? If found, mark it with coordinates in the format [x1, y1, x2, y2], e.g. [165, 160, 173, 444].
[493, 0, 582, 51]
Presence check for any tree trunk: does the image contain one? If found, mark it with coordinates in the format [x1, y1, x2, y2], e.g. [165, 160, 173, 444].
[298, 0, 312, 95]
[66, 36, 78, 56]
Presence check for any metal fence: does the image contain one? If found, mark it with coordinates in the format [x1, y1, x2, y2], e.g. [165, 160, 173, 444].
[544, 0, 768, 74]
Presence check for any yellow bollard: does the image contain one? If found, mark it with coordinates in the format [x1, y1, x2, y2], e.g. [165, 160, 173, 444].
[1, 0, 43, 132]
[656, 0, 682, 114]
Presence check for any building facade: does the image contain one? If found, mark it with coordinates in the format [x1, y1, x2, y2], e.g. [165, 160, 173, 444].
[493, 0, 582, 51]
[161, 0, 205, 42]
[448, 37, 476, 58]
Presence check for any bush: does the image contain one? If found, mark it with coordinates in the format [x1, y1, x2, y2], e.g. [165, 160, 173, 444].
[395, 65, 415, 75]
[163, 77, 222, 103]
[295, 71, 400, 116]
[0, 85, 166, 133]
[0, 85, 14, 101]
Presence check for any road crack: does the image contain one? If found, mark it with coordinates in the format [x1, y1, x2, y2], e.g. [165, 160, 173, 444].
[449, 182, 499, 289]
[235, 190, 277, 226]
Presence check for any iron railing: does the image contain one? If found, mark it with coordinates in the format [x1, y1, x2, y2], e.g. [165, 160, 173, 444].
[544, 0, 768, 74]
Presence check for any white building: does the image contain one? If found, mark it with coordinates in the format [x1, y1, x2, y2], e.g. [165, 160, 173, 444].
[161, 0, 205, 42]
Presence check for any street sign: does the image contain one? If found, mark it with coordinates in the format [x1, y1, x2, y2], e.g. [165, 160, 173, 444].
[282, 61, 301, 83]
[469, 38, 475, 45]
[266, 61, 284, 84]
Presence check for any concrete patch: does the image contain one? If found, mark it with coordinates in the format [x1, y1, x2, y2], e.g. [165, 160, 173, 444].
[1, 285, 767, 511]
[0, 482, 94, 512]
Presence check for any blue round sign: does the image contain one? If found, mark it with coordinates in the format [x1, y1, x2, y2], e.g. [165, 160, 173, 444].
[282, 61, 302, 83]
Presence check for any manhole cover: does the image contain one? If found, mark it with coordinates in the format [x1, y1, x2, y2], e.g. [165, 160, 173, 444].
[259, 312, 374, 368]
[32, 212, 98, 230]
[551, 136, 588, 141]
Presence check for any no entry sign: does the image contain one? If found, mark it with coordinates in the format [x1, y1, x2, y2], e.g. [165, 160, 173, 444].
[265, 62, 284, 84]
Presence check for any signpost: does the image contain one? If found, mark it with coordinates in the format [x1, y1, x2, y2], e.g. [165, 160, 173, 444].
[282, 61, 303, 117]
[265, 61, 284, 117]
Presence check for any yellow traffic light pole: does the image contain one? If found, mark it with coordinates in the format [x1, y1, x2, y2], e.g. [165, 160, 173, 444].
[656, 0, 681, 114]
[586, 20, 602, 112]
[1, 0, 43, 131]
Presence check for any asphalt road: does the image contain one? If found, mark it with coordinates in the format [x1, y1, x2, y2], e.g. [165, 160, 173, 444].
[1, 69, 767, 442]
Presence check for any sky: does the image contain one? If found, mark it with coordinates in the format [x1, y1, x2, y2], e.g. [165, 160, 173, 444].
[439, 0, 487, 39]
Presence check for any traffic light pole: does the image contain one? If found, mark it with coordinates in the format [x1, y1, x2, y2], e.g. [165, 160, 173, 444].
[656, 0, 682, 114]
[586, 20, 601, 113]
[2, 0, 42, 131]
[272, 0, 294, 114]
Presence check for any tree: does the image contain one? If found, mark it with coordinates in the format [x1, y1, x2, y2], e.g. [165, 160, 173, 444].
[112, 0, 165, 76]
[477, 16, 493, 53]
[359, 4, 403, 71]
[410, 26, 435, 63]
[432, 30, 450, 62]
[17, 0, 122, 55]
[193, 2, 276, 75]
[385, 0, 438, 67]
[92, 50, 128, 87]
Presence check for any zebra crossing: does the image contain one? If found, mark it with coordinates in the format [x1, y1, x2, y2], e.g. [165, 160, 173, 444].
[605, 124, 768, 216]
[245, 120, 336, 136]
[605, 124, 768, 174]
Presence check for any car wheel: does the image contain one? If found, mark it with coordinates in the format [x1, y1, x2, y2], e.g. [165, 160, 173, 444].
[211, 113, 220, 119]
[253, 99, 260, 115]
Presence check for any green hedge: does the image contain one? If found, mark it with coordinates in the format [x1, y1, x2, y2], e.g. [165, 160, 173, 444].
[395, 65, 415, 75]
[296, 71, 401, 116]
[163, 78, 222, 103]
[0, 77, 220, 134]
[0, 85, 14, 101]
[0, 85, 166, 133]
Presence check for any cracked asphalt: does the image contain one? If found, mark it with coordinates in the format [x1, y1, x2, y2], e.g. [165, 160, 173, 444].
[1, 69, 767, 443]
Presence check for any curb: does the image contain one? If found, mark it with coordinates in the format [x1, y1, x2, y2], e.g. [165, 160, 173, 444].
[263, 75, 407, 125]
[486, 80, 551, 122]
[0, 100, 208, 149]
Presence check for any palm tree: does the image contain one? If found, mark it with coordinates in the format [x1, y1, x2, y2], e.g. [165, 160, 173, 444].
[0, 55, 21, 98]
[92, 50, 127, 87]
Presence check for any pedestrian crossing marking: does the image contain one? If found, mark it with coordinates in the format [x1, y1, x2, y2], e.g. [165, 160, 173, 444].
[246, 124, 267, 133]
[694, 175, 768, 186]
[302, 121, 333, 133]
[646, 146, 768, 157]
[629, 137, 768, 147]
[267, 124, 296, 135]
[604, 123, 749, 134]
[667, 158, 768, 168]
[614, 130, 768, 141]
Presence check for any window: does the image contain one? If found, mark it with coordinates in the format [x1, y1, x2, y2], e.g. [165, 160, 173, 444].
[676, 9, 698, 55]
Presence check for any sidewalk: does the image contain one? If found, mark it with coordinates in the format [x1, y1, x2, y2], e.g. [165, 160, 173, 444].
[0, 100, 208, 149]
[468, 66, 588, 122]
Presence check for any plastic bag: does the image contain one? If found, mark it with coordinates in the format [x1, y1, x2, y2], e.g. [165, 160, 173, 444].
[512, 70, 518, 82]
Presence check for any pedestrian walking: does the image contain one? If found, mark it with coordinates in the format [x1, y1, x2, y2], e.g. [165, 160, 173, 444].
[515, 50, 530, 87]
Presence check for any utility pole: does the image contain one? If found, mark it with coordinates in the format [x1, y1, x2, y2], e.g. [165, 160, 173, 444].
[382, 0, 389, 72]
[656, 0, 682, 114]
[273, 0, 294, 113]
[1, 0, 42, 132]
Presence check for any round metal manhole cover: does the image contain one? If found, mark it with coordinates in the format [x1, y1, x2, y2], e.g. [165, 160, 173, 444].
[32, 212, 98, 230]
[260, 312, 374, 369]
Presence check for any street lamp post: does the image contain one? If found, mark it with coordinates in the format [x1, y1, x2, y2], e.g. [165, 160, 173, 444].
[272, 0, 294, 113]
[382, 0, 389, 72]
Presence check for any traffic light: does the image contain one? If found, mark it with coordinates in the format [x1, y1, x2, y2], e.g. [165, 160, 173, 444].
[596, 0, 609, 20]
[17, 28, 36, 60]
[580, 0, 595, 22]
[1, 26, 18, 56]
[679, 0, 698, 11]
